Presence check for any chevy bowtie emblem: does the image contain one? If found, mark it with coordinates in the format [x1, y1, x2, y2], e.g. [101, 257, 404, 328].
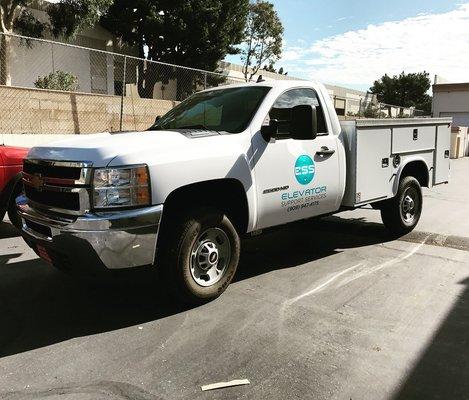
[29, 174, 45, 191]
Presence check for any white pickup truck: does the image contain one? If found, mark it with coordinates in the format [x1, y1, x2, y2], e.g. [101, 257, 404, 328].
[17, 80, 451, 303]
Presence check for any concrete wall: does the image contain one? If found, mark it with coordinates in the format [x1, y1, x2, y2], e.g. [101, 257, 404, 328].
[0, 85, 178, 137]
[1, 133, 70, 147]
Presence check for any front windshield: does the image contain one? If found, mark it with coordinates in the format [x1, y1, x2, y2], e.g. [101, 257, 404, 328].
[149, 86, 271, 134]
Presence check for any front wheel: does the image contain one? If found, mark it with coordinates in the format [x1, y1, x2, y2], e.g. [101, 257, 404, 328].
[380, 176, 422, 235]
[159, 207, 240, 304]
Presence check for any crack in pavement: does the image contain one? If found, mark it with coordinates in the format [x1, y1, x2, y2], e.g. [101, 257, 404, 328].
[315, 217, 469, 252]
[0, 380, 163, 400]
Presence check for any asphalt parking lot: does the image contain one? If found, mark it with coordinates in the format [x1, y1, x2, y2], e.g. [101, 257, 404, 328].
[0, 159, 468, 400]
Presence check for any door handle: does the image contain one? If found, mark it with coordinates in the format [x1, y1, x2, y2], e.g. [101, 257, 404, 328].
[316, 146, 335, 156]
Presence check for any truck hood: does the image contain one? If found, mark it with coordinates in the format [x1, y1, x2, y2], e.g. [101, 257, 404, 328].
[27, 130, 198, 167]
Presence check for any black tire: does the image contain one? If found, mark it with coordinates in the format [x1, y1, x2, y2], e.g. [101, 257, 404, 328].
[380, 176, 422, 236]
[7, 179, 23, 229]
[159, 207, 240, 304]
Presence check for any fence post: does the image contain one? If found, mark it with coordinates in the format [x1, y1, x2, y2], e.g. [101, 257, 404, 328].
[204, 72, 207, 90]
[119, 55, 127, 131]
[51, 42, 55, 73]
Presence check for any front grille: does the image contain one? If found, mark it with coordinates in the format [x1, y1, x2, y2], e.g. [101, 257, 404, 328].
[23, 160, 92, 214]
[25, 185, 81, 211]
[23, 162, 82, 180]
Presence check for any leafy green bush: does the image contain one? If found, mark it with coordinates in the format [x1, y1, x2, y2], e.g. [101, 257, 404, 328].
[34, 70, 78, 92]
[363, 103, 387, 119]
[397, 112, 410, 118]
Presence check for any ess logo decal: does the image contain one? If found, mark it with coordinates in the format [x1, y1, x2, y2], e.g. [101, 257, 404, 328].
[294, 155, 315, 185]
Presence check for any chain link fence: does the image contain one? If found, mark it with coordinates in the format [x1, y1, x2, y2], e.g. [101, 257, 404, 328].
[0, 32, 244, 135]
[332, 95, 423, 120]
[0, 32, 425, 136]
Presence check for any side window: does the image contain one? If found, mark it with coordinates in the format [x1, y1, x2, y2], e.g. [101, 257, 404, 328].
[268, 88, 328, 139]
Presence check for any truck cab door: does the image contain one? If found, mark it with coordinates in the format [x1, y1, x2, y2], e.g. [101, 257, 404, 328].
[252, 88, 341, 230]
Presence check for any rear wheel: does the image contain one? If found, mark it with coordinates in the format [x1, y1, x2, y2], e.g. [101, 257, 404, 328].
[381, 176, 422, 235]
[159, 207, 240, 304]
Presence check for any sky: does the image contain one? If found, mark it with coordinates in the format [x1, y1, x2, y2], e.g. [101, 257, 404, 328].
[225, 1, 469, 91]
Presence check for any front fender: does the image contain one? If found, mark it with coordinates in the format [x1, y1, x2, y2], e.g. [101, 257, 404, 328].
[150, 153, 257, 232]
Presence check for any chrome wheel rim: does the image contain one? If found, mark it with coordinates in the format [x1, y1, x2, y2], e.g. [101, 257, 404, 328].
[400, 187, 419, 224]
[190, 228, 231, 287]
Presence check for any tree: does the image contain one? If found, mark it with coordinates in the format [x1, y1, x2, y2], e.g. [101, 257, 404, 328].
[0, 0, 112, 85]
[278, 66, 287, 75]
[369, 72, 432, 115]
[262, 62, 276, 73]
[240, 0, 283, 82]
[363, 103, 386, 119]
[262, 63, 287, 75]
[101, 0, 249, 99]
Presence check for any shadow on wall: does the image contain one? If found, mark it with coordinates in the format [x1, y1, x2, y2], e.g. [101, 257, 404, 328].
[70, 92, 80, 134]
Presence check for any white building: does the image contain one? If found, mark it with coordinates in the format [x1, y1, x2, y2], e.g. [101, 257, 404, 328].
[432, 77, 469, 127]
[9, 1, 123, 95]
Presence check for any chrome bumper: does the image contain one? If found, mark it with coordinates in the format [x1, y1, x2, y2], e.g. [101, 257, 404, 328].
[17, 202, 163, 270]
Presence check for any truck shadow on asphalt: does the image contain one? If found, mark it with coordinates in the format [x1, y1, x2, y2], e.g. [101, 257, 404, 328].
[0, 221, 21, 240]
[0, 216, 395, 358]
[1, 216, 468, 400]
[235, 216, 396, 282]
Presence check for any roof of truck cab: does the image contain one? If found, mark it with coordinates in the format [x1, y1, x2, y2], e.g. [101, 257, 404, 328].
[200, 80, 321, 92]
[200, 79, 342, 136]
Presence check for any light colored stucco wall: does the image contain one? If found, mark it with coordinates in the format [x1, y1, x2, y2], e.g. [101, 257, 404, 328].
[433, 84, 469, 126]
[10, 6, 116, 95]
[433, 91, 469, 114]
[11, 39, 95, 93]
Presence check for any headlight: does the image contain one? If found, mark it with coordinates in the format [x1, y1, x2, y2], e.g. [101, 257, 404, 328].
[92, 165, 151, 209]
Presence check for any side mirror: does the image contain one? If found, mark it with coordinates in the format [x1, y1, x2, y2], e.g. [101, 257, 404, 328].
[290, 105, 317, 140]
[261, 119, 279, 141]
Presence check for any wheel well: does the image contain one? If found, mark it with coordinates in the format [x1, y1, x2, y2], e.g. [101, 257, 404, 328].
[161, 179, 249, 234]
[0, 172, 22, 210]
[400, 161, 429, 187]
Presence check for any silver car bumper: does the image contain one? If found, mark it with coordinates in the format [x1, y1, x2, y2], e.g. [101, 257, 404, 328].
[17, 202, 163, 270]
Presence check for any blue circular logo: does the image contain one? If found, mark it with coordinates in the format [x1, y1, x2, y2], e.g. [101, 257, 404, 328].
[294, 155, 315, 185]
